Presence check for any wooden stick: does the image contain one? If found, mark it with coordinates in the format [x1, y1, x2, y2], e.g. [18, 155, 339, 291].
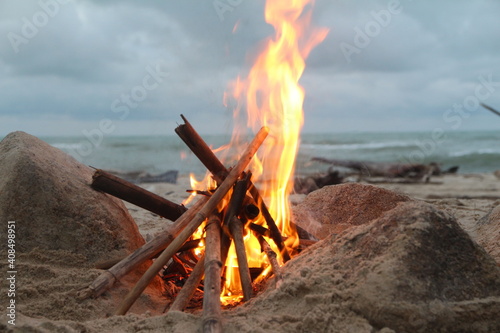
[219, 233, 232, 282]
[229, 216, 253, 301]
[202, 214, 223, 333]
[177, 238, 205, 254]
[224, 173, 251, 223]
[249, 223, 270, 237]
[176, 115, 290, 262]
[95, 238, 206, 270]
[240, 202, 260, 221]
[175, 114, 228, 183]
[78, 196, 208, 299]
[223, 174, 253, 301]
[258, 236, 283, 288]
[481, 103, 500, 117]
[168, 253, 205, 312]
[220, 174, 249, 271]
[115, 126, 269, 315]
[248, 186, 291, 262]
[92, 169, 187, 221]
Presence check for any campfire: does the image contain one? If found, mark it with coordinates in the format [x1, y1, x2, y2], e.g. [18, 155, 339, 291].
[79, 0, 327, 331]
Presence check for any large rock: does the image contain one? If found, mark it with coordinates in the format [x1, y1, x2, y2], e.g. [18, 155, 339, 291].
[228, 200, 500, 333]
[292, 183, 410, 239]
[0, 131, 145, 264]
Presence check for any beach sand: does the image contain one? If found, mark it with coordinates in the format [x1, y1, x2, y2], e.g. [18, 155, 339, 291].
[2, 172, 499, 332]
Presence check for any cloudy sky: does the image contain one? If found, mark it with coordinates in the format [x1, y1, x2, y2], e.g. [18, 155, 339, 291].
[1, 0, 499, 137]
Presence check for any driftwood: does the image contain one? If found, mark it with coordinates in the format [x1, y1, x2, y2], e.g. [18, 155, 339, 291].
[115, 126, 269, 315]
[294, 170, 343, 194]
[202, 214, 223, 333]
[176, 115, 290, 262]
[312, 157, 437, 179]
[105, 170, 179, 184]
[311, 158, 459, 182]
[78, 195, 209, 299]
[92, 169, 187, 221]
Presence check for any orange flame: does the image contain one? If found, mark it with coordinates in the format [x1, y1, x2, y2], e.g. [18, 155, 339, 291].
[221, 0, 328, 302]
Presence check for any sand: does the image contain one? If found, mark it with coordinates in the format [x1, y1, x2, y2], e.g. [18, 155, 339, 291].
[2, 172, 499, 332]
[377, 173, 500, 264]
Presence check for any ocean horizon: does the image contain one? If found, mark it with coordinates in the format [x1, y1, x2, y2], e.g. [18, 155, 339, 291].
[2, 129, 498, 176]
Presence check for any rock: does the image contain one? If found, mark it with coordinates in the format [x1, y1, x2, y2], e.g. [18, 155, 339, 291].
[231, 200, 500, 333]
[292, 183, 410, 239]
[476, 204, 500, 264]
[494, 169, 500, 179]
[0, 131, 145, 264]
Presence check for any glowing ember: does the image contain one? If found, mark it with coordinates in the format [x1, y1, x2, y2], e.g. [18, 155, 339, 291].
[220, 0, 328, 302]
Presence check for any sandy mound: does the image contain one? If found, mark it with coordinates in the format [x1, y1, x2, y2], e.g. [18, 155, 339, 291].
[476, 204, 500, 264]
[0, 132, 164, 328]
[292, 183, 410, 239]
[0, 131, 144, 263]
[227, 201, 500, 333]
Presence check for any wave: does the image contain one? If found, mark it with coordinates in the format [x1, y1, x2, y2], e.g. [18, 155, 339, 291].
[300, 141, 414, 151]
[449, 148, 500, 157]
[51, 143, 86, 150]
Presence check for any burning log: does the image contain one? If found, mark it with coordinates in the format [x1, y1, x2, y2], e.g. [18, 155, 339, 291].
[115, 126, 269, 315]
[202, 214, 223, 333]
[240, 200, 260, 221]
[168, 253, 205, 312]
[78, 195, 209, 299]
[258, 236, 283, 288]
[175, 114, 228, 183]
[94, 238, 205, 270]
[228, 216, 253, 301]
[177, 238, 205, 254]
[250, 189, 291, 262]
[223, 174, 254, 301]
[223, 173, 252, 226]
[92, 169, 187, 221]
[176, 115, 290, 262]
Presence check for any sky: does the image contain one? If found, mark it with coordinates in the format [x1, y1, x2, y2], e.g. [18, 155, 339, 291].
[0, 0, 499, 137]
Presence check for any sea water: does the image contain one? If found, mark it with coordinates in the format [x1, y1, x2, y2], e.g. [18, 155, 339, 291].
[38, 130, 499, 176]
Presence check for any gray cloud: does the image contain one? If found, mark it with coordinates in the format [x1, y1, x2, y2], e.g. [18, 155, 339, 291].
[0, 0, 499, 137]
